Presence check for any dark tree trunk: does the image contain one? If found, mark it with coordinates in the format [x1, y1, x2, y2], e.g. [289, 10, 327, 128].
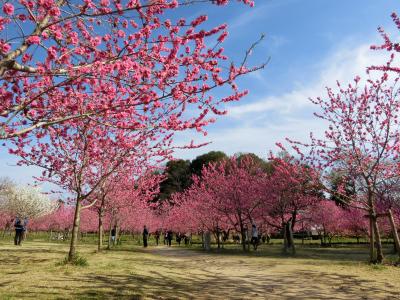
[288, 220, 296, 255]
[97, 196, 106, 251]
[114, 223, 120, 246]
[97, 208, 104, 251]
[369, 217, 376, 263]
[283, 222, 288, 254]
[68, 198, 82, 262]
[388, 209, 400, 258]
[239, 219, 247, 252]
[372, 215, 384, 263]
[216, 226, 220, 249]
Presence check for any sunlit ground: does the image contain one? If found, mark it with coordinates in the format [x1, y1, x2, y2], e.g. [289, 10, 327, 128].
[0, 236, 399, 299]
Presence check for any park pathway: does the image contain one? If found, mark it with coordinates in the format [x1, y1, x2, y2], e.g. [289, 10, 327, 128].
[144, 246, 400, 300]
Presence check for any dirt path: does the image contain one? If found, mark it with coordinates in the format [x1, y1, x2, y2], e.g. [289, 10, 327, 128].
[146, 246, 400, 300]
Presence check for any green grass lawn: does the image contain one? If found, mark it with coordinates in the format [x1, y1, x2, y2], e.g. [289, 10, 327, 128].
[0, 237, 399, 299]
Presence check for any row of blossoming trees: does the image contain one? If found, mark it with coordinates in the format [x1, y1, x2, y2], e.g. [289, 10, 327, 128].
[163, 13, 400, 263]
[0, 0, 261, 262]
[164, 154, 399, 256]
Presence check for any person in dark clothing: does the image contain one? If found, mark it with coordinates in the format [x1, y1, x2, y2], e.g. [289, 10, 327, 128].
[164, 231, 168, 245]
[176, 232, 182, 246]
[14, 218, 24, 245]
[154, 230, 160, 246]
[167, 230, 173, 247]
[251, 224, 259, 250]
[111, 226, 116, 244]
[143, 225, 149, 248]
[184, 234, 190, 246]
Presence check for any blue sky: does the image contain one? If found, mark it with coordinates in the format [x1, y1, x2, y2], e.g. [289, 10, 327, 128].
[1, 0, 399, 187]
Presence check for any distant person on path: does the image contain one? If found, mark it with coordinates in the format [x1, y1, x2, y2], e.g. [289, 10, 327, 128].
[184, 234, 190, 246]
[143, 225, 149, 248]
[14, 217, 24, 245]
[167, 230, 173, 247]
[111, 226, 116, 244]
[154, 230, 160, 246]
[176, 232, 182, 246]
[251, 224, 259, 250]
[164, 231, 168, 245]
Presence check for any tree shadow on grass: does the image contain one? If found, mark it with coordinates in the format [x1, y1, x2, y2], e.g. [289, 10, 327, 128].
[63, 267, 399, 300]
[0, 248, 64, 265]
[14, 250, 398, 299]
[1, 244, 399, 299]
[179, 244, 397, 264]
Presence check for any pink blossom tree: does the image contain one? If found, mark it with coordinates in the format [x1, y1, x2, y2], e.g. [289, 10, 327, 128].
[261, 155, 322, 254]
[99, 171, 164, 249]
[14, 118, 168, 261]
[341, 207, 369, 244]
[304, 200, 345, 246]
[0, 0, 263, 140]
[286, 74, 400, 263]
[167, 156, 266, 251]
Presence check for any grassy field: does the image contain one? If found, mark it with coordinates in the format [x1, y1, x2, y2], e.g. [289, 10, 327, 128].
[0, 237, 399, 300]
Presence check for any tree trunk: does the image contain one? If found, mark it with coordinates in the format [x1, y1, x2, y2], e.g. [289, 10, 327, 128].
[97, 195, 106, 251]
[372, 216, 384, 263]
[239, 220, 246, 252]
[68, 199, 82, 262]
[97, 208, 104, 251]
[216, 226, 220, 249]
[204, 231, 211, 251]
[388, 209, 400, 258]
[369, 217, 376, 263]
[283, 222, 288, 254]
[287, 220, 296, 255]
[114, 223, 120, 246]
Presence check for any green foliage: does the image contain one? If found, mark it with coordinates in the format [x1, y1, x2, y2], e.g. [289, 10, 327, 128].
[190, 151, 228, 176]
[56, 253, 88, 267]
[236, 152, 273, 173]
[155, 151, 229, 203]
[158, 159, 191, 201]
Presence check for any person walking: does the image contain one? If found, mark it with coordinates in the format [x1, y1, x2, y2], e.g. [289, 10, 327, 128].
[176, 232, 182, 246]
[167, 230, 173, 247]
[14, 218, 24, 246]
[164, 231, 168, 245]
[251, 224, 259, 250]
[143, 225, 149, 248]
[154, 230, 160, 246]
[111, 226, 116, 245]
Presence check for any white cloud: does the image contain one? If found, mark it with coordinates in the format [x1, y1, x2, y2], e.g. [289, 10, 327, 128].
[173, 39, 392, 160]
[230, 40, 389, 118]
